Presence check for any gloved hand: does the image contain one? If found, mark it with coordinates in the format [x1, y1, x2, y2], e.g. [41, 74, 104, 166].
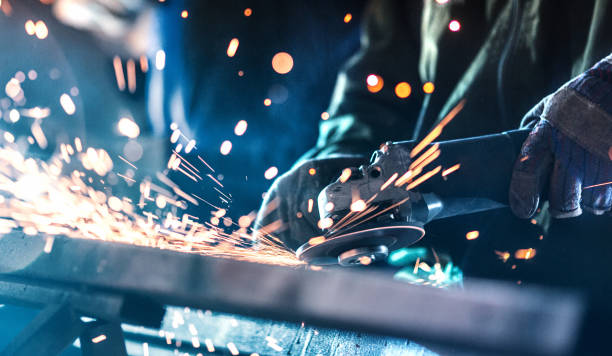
[253, 155, 366, 251]
[510, 114, 612, 218]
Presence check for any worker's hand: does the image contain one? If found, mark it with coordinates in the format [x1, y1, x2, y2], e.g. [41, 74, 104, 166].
[509, 117, 612, 218]
[253, 156, 366, 251]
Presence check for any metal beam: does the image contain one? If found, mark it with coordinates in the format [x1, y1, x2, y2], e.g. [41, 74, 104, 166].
[1, 302, 82, 356]
[0, 233, 583, 355]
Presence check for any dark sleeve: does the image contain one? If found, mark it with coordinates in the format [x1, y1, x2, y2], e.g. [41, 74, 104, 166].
[300, 0, 425, 160]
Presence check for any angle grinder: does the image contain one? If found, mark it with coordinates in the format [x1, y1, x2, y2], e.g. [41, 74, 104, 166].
[296, 129, 530, 266]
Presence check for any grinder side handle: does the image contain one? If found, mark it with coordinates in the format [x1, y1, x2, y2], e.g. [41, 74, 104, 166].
[418, 129, 530, 221]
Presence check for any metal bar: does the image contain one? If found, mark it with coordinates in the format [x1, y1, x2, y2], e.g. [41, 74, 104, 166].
[0, 233, 583, 355]
[1, 302, 82, 356]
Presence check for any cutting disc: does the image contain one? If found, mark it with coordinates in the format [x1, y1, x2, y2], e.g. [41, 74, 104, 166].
[296, 222, 425, 265]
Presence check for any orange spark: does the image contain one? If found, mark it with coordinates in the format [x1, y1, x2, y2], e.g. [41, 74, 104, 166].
[380, 172, 398, 191]
[339, 168, 352, 183]
[227, 38, 239, 57]
[465, 230, 479, 240]
[406, 165, 441, 191]
[308, 236, 325, 246]
[442, 163, 461, 177]
[515, 248, 536, 260]
[112, 56, 126, 91]
[410, 99, 465, 158]
[343, 13, 352, 23]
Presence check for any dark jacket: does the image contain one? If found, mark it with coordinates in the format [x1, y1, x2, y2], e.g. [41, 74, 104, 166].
[302, 0, 612, 159]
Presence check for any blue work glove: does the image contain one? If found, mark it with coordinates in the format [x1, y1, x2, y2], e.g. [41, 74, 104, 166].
[510, 113, 612, 218]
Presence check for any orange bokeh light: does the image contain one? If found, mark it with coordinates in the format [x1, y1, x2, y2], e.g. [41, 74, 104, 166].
[344, 13, 352, 23]
[263, 98, 272, 106]
[244, 8, 252, 17]
[271, 52, 294, 74]
[366, 74, 384, 93]
[394, 82, 412, 98]
[423, 81, 435, 94]
[181, 10, 189, 18]
[466, 230, 479, 240]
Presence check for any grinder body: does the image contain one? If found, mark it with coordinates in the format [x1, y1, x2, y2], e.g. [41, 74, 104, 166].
[297, 129, 530, 265]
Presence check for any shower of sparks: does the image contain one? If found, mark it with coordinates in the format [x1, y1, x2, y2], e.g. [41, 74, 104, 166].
[0, 131, 301, 266]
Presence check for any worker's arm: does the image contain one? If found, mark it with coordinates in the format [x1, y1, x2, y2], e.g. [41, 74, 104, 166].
[510, 53, 612, 218]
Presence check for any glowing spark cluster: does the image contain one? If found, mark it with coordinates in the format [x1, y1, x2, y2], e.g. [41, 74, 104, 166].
[0, 133, 300, 266]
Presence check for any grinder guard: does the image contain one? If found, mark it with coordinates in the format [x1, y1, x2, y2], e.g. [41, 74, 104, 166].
[296, 129, 530, 265]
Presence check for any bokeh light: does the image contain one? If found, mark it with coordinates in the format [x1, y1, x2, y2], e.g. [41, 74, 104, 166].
[155, 50, 166, 70]
[366, 74, 383, 93]
[220, 140, 232, 155]
[423, 81, 435, 94]
[394, 82, 412, 98]
[181, 10, 189, 18]
[344, 13, 352, 23]
[321, 112, 330, 120]
[234, 120, 248, 136]
[35, 21, 48, 39]
[264, 166, 278, 180]
[244, 8, 252, 16]
[271, 52, 294, 74]
[350, 199, 366, 212]
[117, 117, 140, 139]
[60, 93, 76, 115]
[449, 20, 461, 32]
[263, 98, 272, 106]
[25, 20, 35, 35]
[465, 230, 479, 240]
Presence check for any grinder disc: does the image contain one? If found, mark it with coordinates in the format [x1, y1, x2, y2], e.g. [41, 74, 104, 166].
[296, 222, 425, 265]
